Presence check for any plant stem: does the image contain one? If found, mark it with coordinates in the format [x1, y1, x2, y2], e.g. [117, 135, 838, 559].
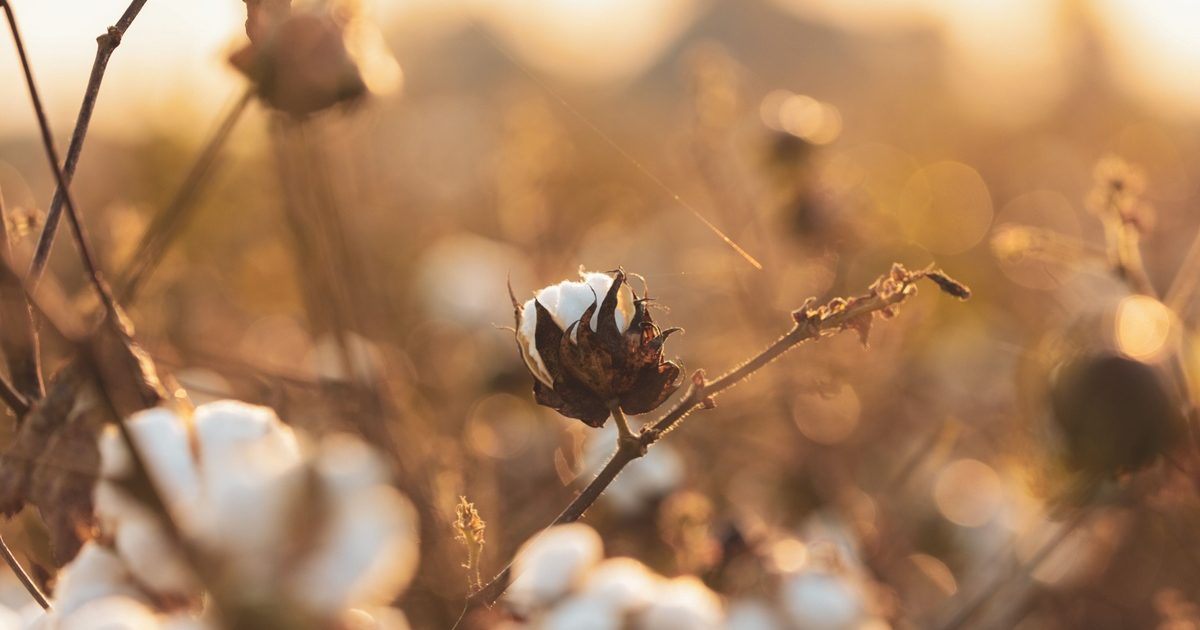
[27, 0, 150, 288]
[2, 0, 120, 321]
[0, 531, 49, 609]
[451, 264, 968, 624]
[117, 88, 254, 303]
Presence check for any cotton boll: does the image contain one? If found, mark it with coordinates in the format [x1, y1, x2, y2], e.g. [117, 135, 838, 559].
[308, 333, 385, 383]
[507, 524, 604, 614]
[780, 571, 865, 630]
[340, 607, 412, 630]
[113, 513, 196, 597]
[291, 486, 420, 613]
[57, 596, 162, 630]
[102, 407, 200, 505]
[0, 603, 21, 630]
[289, 436, 419, 613]
[540, 595, 624, 630]
[191, 401, 304, 574]
[581, 557, 661, 611]
[517, 270, 637, 384]
[723, 600, 786, 630]
[52, 544, 148, 616]
[636, 576, 723, 630]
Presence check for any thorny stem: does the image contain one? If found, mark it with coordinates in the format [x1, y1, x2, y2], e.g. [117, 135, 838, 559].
[1, 0, 120, 320]
[452, 265, 969, 624]
[117, 88, 254, 303]
[0, 531, 49, 610]
[28, 0, 150, 288]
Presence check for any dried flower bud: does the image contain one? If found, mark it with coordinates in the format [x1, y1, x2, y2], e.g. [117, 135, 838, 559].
[512, 270, 682, 427]
[230, 4, 367, 116]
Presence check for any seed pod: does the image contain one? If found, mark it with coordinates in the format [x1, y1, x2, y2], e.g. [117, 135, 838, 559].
[512, 270, 682, 427]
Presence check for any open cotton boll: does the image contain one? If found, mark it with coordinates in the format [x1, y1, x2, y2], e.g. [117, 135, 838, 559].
[57, 596, 163, 630]
[517, 271, 636, 386]
[99, 407, 201, 505]
[51, 544, 149, 617]
[636, 576, 723, 630]
[113, 513, 196, 596]
[540, 594, 624, 630]
[580, 557, 662, 612]
[779, 571, 866, 630]
[0, 602, 22, 630]
[723, 600, 786, 630]
[289, 437, 419, 613]
[507, 523, 604, 615]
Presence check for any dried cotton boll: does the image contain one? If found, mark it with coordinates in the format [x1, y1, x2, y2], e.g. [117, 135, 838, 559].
[512, 269, 682, 426]
[635, 576, 723, 630]
[507, 524, 604, 615]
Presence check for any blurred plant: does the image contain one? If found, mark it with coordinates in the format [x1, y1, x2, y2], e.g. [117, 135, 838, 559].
[36, 399, 418, 628]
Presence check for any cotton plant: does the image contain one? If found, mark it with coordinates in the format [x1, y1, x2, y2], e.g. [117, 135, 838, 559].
[500, 522, 889, 630]
[454, 265, 967, 618]
[29, 399, 418, 629]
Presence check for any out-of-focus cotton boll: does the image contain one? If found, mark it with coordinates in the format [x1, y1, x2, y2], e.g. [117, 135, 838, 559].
[723, 600, 786, 630]
[780, 571, 866, 630]
[56, 596, 163, 630]
[540, 595, 624, 630]
[51, 544, 148, 616]
[583, 422, 684, 515]
[580, 557, 661, 611]
[308, 332, 386, 383]
[507, 524, 604, 614]
[290, 435, 420, 612]
[84, 399, 419, 623]
[636, 576, 723, 630]
[0, 601, 22, 630]
[416, 233, 533, 326]
[340, 607, 413, 630]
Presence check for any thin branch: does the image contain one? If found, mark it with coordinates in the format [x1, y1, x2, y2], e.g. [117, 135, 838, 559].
[0, 373, 28, 417]
[117, 88, 254, 302]
[0, 531, 49, 609]
[453, 264, 970, 622]
[27, 0, 150, 288]
[2, 0, 120, 320]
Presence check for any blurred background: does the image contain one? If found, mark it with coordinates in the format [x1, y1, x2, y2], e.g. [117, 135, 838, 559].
[3, 0, 1200, 627]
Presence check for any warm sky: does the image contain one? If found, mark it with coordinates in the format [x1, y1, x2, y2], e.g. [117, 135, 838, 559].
[2, 0, 1200, 136]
